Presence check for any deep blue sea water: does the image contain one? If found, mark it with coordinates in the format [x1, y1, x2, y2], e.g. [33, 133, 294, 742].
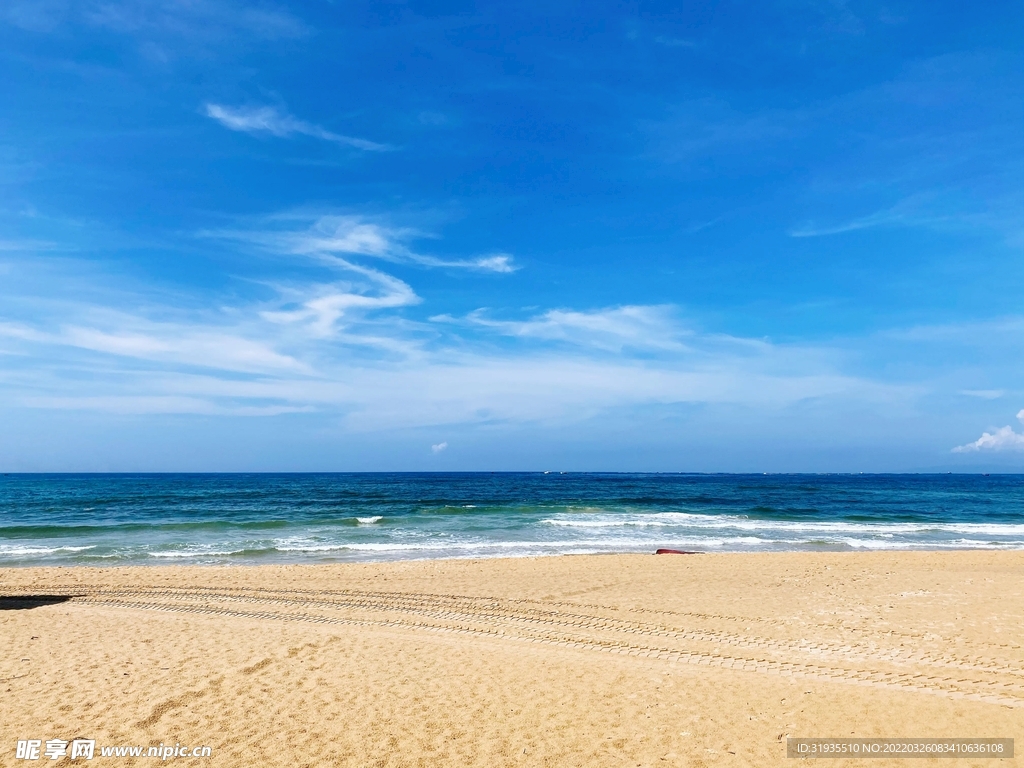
[1, 473, 1022, 566]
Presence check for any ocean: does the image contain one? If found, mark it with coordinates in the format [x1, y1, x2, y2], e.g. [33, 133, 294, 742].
[1, 473, 1022, 566]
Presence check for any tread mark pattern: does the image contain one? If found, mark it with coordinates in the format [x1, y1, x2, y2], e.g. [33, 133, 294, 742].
[7, 585, 1021, 709]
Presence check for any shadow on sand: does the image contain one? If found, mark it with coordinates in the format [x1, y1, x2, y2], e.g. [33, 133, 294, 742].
[0, 595, 79, 610]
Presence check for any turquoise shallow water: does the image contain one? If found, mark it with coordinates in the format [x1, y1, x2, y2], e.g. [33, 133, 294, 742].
[1, 473, 1022, 565]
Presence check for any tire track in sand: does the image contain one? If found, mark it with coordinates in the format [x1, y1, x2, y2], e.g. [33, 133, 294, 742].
[8, 584, 1023, 708]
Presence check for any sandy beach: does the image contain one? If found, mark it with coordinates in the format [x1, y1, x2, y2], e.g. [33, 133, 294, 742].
[3, 551, 1022, 766]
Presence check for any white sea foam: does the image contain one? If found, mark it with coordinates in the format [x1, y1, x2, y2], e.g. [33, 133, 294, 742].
[6, 475, 1021, 567]
[273, 542, 357, 553]
[835, 537, 1024, 550]
[8, 504, 1024, 566]
[0, 545, 96, 556]
[148, 549, 243, 558]
[272, 536, 775, 554]
[540, 513, 1024, 537]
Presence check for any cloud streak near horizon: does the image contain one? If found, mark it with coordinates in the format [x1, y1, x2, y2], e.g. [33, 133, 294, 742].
[0, 206, 1015, 454]
[0, 239, 907, 431]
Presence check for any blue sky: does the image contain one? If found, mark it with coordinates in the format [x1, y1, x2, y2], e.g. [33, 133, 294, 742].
[1, 0, 1022, 471]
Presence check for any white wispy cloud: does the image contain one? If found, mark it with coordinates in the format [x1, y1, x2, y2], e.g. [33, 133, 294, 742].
[791, 188, 1024, 244]
[20, 395, 313, 417]
[89, 0, 306, 39]
[0, 318, 309, 375]
[958, 389, 1005, 399]
[204, 104, 390, 151]
[447, 253, 516, 273]
[0, 322, 50, 343]
[434, 305, 687, 352]
[952, 410, 1024, 452]
[331, 358, 893, 432]
[887, 316, 1024, 343]
[0, 277, 903, 423]
[786, 191, 970, 239]
[0, 239, 58, 252]
[3, 0, 306, 40]
[259, 259, 420, 338]
[654, 52, 1023, 247]
[187, 212, 518, 351]
[431, 441, 448, 454]
[0, 222, 911, 427]
[4, 338, 893, 422]
[64, 325, 311, 373]
[789, 208, 902, 238]
[1, 0, 67, 33]
[213, 214, 518, 273]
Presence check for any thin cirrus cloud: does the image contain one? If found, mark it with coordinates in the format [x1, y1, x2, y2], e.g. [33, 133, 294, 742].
[787, 190, 1003, 240]
[0, 252, 906, 424]
[293, 355, 900, 433]
[213, 214, 518, 273]
[200, 212, 517, 341]
[0, 210, 903, 428]
[62, 325, 311, 374]
[788, 209, 902, 238]
[259, 259, 421, 339]
[788, 189, 969, 239]
[952, 410, 1024, 452]
[0, 239, 59, 252]
[886, 316, 1024, 344]
[0, 319, 309, 375]
[433, 305, 688, 352]
[204, 104, 391, 152]
[2, 0, 307, 40]
[19, 395, 313, 418]
[4, 343, 896, 425]
[958, 389, 1006, 400]
[653, 52, 1022, 246]
[87, 1, 306, 39]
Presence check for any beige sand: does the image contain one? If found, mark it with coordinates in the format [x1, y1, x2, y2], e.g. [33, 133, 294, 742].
[2, 551, 1022, 767]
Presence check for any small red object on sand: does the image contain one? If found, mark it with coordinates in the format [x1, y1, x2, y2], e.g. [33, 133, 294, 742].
[655, 548, 700, 555]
